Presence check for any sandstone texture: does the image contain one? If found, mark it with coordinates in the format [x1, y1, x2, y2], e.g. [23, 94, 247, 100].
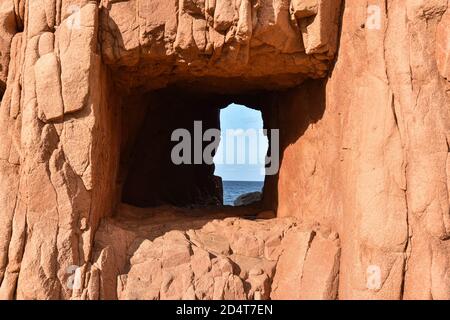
[0, 0, 449, 301]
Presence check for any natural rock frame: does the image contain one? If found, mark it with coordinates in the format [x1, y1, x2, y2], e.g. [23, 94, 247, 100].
[0, 0, 449, 300]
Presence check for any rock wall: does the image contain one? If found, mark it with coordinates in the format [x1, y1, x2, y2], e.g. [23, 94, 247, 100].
[0, 1, 120, 299]
[0, 0, 448, 300]
[272, 0, 450, 299]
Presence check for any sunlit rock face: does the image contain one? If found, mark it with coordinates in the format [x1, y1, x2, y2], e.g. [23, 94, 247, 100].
[0, 0, 449, 300]
[100, 0, 342, 92]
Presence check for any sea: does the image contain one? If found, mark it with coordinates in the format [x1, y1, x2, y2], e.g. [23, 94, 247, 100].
[222, 180, 264, 206]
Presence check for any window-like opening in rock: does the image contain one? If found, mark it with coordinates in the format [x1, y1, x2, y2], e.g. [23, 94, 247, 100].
[119, 89, 276, 210]
[214, 104, 268, 206]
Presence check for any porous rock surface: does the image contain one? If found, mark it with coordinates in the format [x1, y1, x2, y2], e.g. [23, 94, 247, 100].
[0, 0, 449, 300]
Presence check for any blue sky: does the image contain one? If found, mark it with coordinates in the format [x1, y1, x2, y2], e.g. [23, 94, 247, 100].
[213, 104, 268, 182]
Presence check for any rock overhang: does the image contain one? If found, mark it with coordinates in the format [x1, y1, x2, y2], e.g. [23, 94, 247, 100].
[100, 0, 342, 93]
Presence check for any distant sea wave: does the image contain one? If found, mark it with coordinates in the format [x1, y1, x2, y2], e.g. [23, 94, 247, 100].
[222, 180, 264, 206]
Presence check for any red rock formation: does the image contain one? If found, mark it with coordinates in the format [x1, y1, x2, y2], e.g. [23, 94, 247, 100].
[0, 0, 449, 300]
